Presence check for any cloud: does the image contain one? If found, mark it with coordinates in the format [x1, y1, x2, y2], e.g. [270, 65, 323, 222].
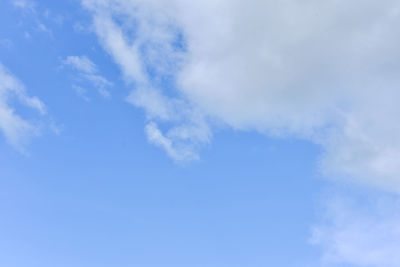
[82, 0, 211, 161]
[311, 192, 400, 267]
[0, 63, 46, 150]
[63, 55, 97, 74]
[63, 55, 112, 99]
[82, 0, 400, 190]
[98, 88, 110, 99]
[11, 0, 58, 39]
[72, 85, 90, 102]
[145, 122, 199, 162]
[11, 0, 36, 12]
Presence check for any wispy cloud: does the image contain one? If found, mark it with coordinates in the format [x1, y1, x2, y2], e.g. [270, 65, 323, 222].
[83, 0, 400, 189]
[11, 0, 56, 38]
[36, 22, 51, 34]
[311, 192, 400, 267]
[63, 55, 97, 74]
[98, 88, 110, 99]
[145, 122, 199, 162]
[63, 55, 112, 99]
[0, 63, 46, 151]
[83, 0, 210, 161]
[72, 85, 90, 102]
[11, 0, 36, 13]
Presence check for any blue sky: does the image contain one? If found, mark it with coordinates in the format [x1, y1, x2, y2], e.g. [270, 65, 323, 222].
[1, 1, 400, 267]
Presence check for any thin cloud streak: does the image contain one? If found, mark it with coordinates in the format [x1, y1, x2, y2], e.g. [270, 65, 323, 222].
[63, 55, 112, 99]
[0, 63, 46, 150]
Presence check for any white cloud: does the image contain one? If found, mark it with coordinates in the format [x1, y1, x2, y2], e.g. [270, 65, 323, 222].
[145, 122, 199, 162]
[63, 56, 97, 74]
[84, 73, 112, 89]
[82, 0, 211, 161]
[82, 0, 400, 190]
[63, 55, 112, 99]
[0, 63, 46, 150]
[311, 193, 400, 267]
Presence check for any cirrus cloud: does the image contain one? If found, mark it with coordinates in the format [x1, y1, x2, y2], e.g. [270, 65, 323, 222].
[0, 63, 46, 150]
